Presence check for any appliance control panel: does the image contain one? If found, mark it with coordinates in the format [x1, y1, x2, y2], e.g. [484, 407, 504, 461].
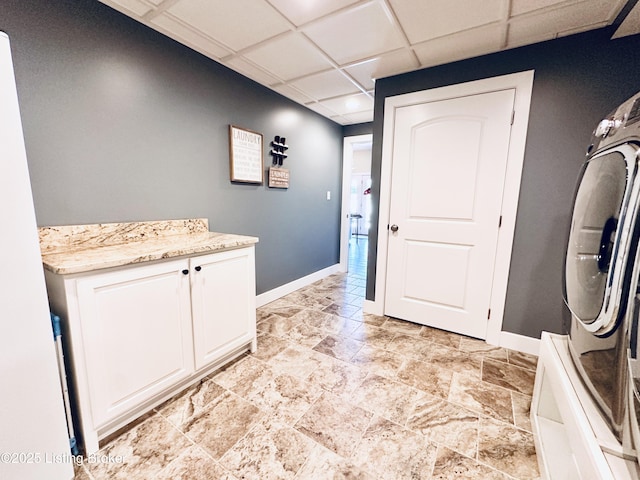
[589, 91, 640, 154]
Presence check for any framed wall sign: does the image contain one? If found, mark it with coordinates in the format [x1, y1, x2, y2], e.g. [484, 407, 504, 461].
[229, 125, 264, 184]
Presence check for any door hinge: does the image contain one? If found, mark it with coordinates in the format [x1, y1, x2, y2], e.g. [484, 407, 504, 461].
[487, 308, 491, 319]
[498, 215, 503, 228]
[510, 110, 515, 125]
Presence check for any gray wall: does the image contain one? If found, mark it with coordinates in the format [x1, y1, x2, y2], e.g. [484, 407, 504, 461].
[343, 122, 373, 137]
[369, 28, 640, 339]
[2, 0, 344, 295]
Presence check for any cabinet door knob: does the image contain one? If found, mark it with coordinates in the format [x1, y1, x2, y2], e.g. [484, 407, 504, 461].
[195, 266, 202, 272]
[182, 269, 189, 275]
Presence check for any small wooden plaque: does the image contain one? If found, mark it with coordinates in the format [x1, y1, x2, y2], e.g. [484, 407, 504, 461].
[268, 167, 289, 189]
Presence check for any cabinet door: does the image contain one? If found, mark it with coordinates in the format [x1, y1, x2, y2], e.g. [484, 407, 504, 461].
[190, 247, 256, 370]
[76, 259, 194, 427]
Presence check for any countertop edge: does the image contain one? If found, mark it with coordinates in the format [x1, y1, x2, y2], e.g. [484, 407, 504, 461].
[42, 233, 259, 275]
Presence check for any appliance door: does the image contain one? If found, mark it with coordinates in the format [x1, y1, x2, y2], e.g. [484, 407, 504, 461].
[564, 143, 640, 336]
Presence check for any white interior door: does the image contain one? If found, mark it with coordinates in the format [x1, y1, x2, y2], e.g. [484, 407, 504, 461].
[384, 89, 516, 339]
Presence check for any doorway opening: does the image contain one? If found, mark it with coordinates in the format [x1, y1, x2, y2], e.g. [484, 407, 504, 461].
[340, 134, 372, 277]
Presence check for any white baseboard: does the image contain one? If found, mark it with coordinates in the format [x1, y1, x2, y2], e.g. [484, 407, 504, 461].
[498, 330, 541, 356]
[256, 264, 341, 307]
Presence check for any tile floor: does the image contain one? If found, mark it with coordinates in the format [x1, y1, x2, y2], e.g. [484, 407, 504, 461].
[74, 237, 540, 479]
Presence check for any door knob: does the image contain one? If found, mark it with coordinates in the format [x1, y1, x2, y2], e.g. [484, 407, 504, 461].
[390, 224, 399, 232]
[195, 266, 202, 272]
[181, 269, 189, 275]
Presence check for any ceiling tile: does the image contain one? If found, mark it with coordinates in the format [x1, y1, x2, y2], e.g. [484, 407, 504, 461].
[101, 0, 628, 125]
[388, 0, 505, 44]
[101, 0, 152, 17]
[344, 48, 419, 88]
[302, 1, 405, 65]
[318, 92, 374, 116]
[511, 0, 566, 16]
[268, 0, 361, 26]
[507, 0, 621, 47]
[613, 1, 640, 38]
[341, 109, 374, 124]
[224, 57, 282, 85]
[289, 70, 360, 101]
[166, 0, 291, 51]
[243, 32, 331, 81]
[271, 84, 316, 104]
[151, 13, 232, 59]
[304, 102, 341, 117]
[413, 24, 504, 68]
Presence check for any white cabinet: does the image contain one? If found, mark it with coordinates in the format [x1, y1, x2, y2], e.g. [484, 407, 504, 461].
[45, 246, 256, 455]
[75, 259, 194, 428]
[190, 249, 256, 370]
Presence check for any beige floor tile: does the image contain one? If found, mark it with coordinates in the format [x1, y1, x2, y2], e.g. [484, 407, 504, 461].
[219, 418, 315, 480]
[428, 343, 482, 379]
[350, 345, 404, 378]
[86, 413, 190, 480]
[350, 373, 428, 425]
[73, 464, 92, 480]
[300, 309, 360, 336]
[294, 391, 373, 457]
[431, 446, 509, 479]
[256, 314, 299, 336]
[181, 392, 265, 460]
[448, 372, 514, 424]
[295, 444, 374, 479]
[248, 373, 323, 425]
[477, 417, 540, 479]
[361, 312, 387, 327]
[407, 396, 479, 458]
[482, 358, 536, 396]
[257, 301, 304, 321]
[512, 391, 533, 432]
[212, 355, 277, 399]
[307, 354, 368, 397]
[280, 291, 332, 310]
[156, 377, 226, 427]
[313, 334, 364, 362]
[252, 332, 290, 361]
[157, 446, 237, 480]
[458, 337, 509, 362]
[349, 322, 396, 350]
[382, 317, 423, 335]
[322, 302, 361, 318]
[267, 344, 326, 380]
[351, 416, 438, 480]
[508, 350, 539, 371]
[386, 333, 433, 360]
[397, 359, 453, 399]
[419, 326, 463, 349]
[282, 323, 326, 347]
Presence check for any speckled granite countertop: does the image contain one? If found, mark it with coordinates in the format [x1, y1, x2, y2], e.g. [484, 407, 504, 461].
[39, 218, 258, 275]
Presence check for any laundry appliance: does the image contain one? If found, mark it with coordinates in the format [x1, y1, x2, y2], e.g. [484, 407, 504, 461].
[564, 90, 640, 448]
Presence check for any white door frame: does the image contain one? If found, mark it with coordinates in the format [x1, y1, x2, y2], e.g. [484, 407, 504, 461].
[340, 133, 373, 272]
[368, 71, 534, 346]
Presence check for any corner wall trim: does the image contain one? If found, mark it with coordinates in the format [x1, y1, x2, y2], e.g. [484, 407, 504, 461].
[256, 264, 341, 307]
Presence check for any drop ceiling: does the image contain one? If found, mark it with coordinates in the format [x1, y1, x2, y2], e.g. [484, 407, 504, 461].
[100, 0, 638, 125]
